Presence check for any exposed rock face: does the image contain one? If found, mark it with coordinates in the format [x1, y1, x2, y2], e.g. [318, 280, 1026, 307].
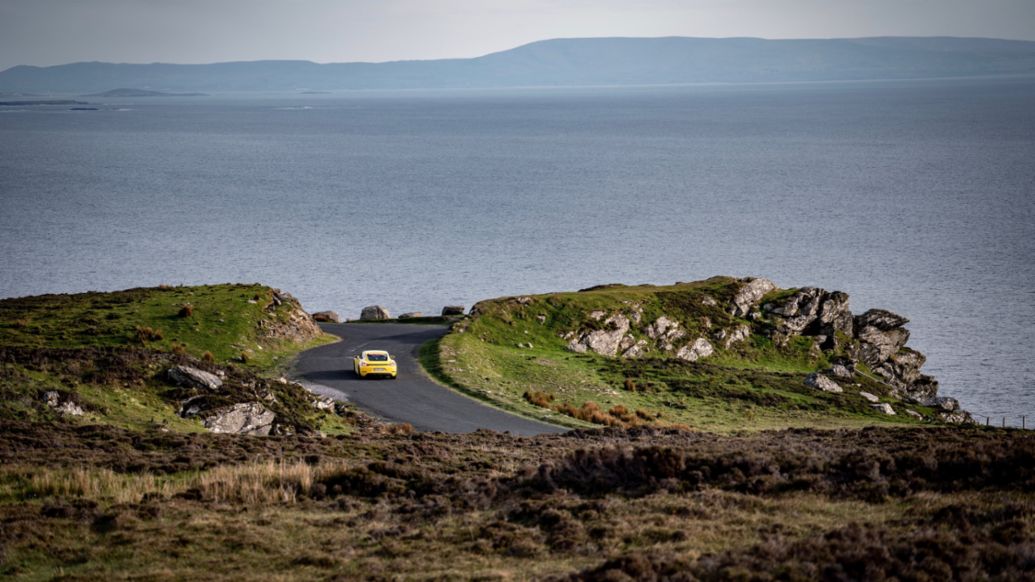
[258, 289, 321, 343]
[202, 402, 275, 435]
[730, 277, 776, 317]
[622, 339, 649, 358]
[311, 311, 340, 323]
[856, 309, 909, 331]
[805, 373, 843, 394]
[360, 305, 391, 321]
[568, 314, 631, 357]
[763, 288, 852, 345]
[441, 305, 466, 316]
[676, 338, 714, 362]
[168, 365, 223, 390]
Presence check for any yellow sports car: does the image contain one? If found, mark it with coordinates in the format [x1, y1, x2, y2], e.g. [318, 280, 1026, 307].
[353, 350, 397, 379]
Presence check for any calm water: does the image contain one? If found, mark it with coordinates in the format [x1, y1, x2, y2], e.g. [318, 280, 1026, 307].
[2, 78, 1033, 424]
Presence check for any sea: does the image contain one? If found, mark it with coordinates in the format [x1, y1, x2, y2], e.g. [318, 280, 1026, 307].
[1, 77, 1033, 425]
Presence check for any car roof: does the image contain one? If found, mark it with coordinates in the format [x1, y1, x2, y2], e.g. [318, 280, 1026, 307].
[362, 350, 389, 356]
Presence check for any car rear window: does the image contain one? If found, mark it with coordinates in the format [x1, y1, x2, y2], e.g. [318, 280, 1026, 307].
[366, 353, 389, 362]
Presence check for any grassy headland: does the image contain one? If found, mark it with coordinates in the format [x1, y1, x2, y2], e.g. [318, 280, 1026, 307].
[427, 277, 942, 432]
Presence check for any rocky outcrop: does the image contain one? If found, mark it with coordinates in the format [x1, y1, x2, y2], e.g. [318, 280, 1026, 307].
[805, 373, 843, 394]
[202, 402, 275, 435]
[730, 277, 776, 317]
[168, 365, 223, 390]
[676, 338, 714, 362]
[568, 314, 631, 357]
[258, 289, 321, 343]
[360, 305, 391, 321]
[311, 311, 340, 323]
[645, 316, 685, 350]
[441, 306, 466, 316]
[763, 288, 852, 348]
[714, 324, 750, 348]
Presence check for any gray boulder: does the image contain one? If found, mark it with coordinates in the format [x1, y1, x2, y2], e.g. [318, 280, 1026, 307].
[676, 338, 715, 362]
[855, 309, 909, 331]
[805, 373, 843, 394]
[360, 305, 391, 321]
[855, 326, 910, 367]
[859, 391, 880, 403]
[871, 402, 896, 415]
[714, 324, 751, 348]
[398, 312, 423, 319]
[730, 277, 777, 317]
[646, 316, 686, 351]
[311, 311, 340, 323]
[168, 365, 223, 390]
[441, 305, 466, 316]
[203, 402, 276, 435]
[926, 396, 961, 412]
[568, 313, 631, 357]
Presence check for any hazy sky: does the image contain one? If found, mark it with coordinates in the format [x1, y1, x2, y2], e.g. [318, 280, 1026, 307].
[2, 0, 1034, 70]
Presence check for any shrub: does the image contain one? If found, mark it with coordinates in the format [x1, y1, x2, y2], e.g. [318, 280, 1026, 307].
[524, 390, 555, 408]
[202, 351, 215, 363]
[178, 304, 194, 318]
[135, 326, 163, 343]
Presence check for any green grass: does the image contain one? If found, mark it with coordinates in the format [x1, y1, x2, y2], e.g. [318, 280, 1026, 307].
[0, 283, 334, 367]
[430, 278, 930, 432]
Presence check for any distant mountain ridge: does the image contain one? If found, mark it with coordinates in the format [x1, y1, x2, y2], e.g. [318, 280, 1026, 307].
[2, 36, 1034, 93]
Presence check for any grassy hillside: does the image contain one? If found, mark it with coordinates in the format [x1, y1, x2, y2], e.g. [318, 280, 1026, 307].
[0, 284, 344, 434]
[428, 277, 939, 431]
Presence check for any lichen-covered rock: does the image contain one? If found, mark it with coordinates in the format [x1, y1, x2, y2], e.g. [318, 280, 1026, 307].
[202, 402, 275, 435]
[855, 326, 910, 367]
[168, 365, 223, 390]
[360, 305, 391, 321]
[622, 339, 649, 358]
[926, 396, 961, 412]
[568, 314, 631, 357]
[311, 311, 340, 323]
[646, 316, 686, 351]
[730, 277, 777, 317]
[441, 305, 465, 316]
[676, 338, 714, 362]
[855, 309, 909, 331]
[805, 373, 843, 393]
[859, 391, 880, 403]
[714, 324, 751, 348]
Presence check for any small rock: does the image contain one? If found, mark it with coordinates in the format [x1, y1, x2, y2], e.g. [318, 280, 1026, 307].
[925, 396, 960, 412]
[168, 365, 223, 390]
[313, 397, 335, 411]
[805, 373, 843, 394]
[398, 312, 423, 319]
[441, 306, 465, 316]
[905, 409, 924, 420]
[676, 338, 715, 362]
[360, 305, 391, 321]
[203, 402, 275, 435]
[701, 296, 718, 307]
[871, 402, 896, 415]
[536, 315, 547, 324]
[830, 363, 855, 379]
[311, 311, 340, 323]
[859, 391, 879, 403]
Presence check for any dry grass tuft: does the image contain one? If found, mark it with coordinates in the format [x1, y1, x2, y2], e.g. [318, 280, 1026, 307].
[524, 390, 555, 408]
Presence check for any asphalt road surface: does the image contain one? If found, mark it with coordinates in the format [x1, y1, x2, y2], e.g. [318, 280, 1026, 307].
[293, 322, 566, 435]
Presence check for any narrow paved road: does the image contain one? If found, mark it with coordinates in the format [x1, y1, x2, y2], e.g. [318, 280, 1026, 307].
[293, 322, 566, 435]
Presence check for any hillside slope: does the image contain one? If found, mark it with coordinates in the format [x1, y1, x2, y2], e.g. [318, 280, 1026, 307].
[2, 36, 1034, 92]
[0, 284, 347, 434]
[430, 276, 969, 431]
